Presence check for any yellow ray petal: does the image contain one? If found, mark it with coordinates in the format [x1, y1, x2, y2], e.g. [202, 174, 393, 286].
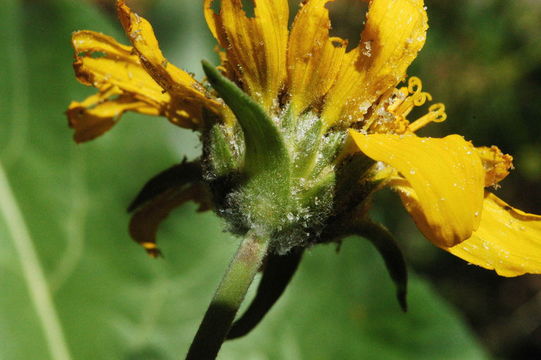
[349, 131, 485, 247]
[204, 1, 240, 86]
[287, 0, 347, 114]
[72, 30, 168, 107]
[117, 0, 220, 121]
[206, 0, 289, 110]
[323, 0, 428, 127]
[67, 87, 159, 143]
[204, 0, 228, 48]
[447, 192, 541, 276]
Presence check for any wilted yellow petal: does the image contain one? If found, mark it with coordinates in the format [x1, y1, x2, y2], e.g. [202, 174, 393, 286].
[70, 31, 187, 140]
[323, 0, 428, 127]
[117, 0, 220, 122]
[129, 184, 211, 257]
[72, 30, 168, 108]
[476, 146, 514, 187]
[205, 0, 289, 110]
[71, 30, 203, 135]
[287, 0, 347, 114]
[67, 86, 159, 143]
[447, 192, 541, 276]
[349, 132, 485, 247]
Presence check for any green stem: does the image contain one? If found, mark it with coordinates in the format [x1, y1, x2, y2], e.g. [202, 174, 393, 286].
[186, 233, 269, 360]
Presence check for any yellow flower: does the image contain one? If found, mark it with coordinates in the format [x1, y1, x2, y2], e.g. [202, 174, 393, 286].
[67, 0, 541, 279]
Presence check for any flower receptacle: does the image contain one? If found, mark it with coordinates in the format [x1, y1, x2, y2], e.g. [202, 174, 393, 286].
[202, 61, 380, 254]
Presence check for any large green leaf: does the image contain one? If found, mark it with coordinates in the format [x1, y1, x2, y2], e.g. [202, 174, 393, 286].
[0, 0, 488, 359]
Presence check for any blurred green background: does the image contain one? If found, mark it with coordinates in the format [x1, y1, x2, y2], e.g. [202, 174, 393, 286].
[1, 0, 540, 359]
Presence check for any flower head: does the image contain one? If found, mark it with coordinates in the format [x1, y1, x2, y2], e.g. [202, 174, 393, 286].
[68, 0, 541, 314]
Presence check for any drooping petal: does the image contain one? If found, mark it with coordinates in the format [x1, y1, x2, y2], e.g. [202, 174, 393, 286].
[287, 0, 347, 114]
[128, 161, 211, 257]
[205, 0, 289, 110]
[127, 160, 204, 212]
[117, 0, 220, 124]
[323, 0, 428, 127]
[72, 30, 169, 108]
[66, 87, 159, 143]
[129, 184, 211, 257]
[447, 192, 541, 277]
[70, 31, 184, 139]
[349, 132, 485, 247]
[476, 146, 514, 187]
